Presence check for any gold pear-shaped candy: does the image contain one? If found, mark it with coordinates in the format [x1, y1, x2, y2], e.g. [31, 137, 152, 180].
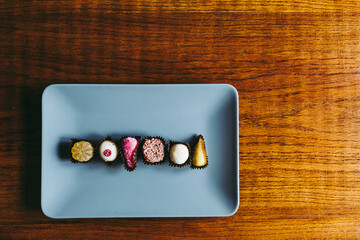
[192, 135, 208, 168]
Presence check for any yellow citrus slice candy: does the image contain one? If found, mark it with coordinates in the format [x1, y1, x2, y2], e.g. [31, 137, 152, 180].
[71, 141, 94, 162]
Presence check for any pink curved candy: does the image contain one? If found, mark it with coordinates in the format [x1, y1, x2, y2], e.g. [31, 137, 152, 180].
[122, 137, 138, 169]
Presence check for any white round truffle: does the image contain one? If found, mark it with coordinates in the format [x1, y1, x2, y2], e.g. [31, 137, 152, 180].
[170, 144, 189, 165]
[99, 140, 118, 162]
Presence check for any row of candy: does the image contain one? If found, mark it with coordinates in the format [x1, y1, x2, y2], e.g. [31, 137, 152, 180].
[70, 135, 208, 171]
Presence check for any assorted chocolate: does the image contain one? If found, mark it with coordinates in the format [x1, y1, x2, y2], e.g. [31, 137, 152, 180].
[99, 137, 118, 165]
[120, 136, 140, 171]
[142, 137, 166, 165]
[70, 140, 94, 163]
[191, 135, 208, 169]
[69, 135, 208, 170]
[168, 141, 191, 167]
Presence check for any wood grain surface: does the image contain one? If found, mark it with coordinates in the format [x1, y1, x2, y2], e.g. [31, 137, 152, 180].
[1, 0, 360, 239]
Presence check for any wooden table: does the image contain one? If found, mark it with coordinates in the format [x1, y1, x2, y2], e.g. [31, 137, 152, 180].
[1, 0, 360, 239]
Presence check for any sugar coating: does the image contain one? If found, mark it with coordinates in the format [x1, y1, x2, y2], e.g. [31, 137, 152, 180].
[142, 138, 165, 163]
[122, 137, 138, 169]
[71, 141, 94, 162]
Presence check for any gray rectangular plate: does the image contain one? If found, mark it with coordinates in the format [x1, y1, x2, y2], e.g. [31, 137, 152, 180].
[41, 84, 239, 218]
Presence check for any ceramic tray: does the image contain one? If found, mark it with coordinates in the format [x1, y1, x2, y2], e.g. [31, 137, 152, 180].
[41, 84, 239, 218]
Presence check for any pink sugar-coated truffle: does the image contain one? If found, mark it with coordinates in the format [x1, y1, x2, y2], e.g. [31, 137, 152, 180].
[122, 137, 138, 169]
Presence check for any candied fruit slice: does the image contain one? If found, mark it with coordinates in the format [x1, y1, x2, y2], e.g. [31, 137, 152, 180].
[71, 141, 94, 162]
